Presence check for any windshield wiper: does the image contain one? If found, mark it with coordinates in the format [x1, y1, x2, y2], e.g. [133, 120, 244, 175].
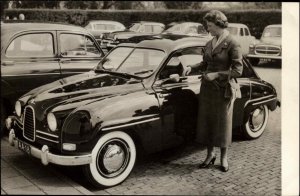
[94, 69, 141, 80]
[134, 69, 153, 75]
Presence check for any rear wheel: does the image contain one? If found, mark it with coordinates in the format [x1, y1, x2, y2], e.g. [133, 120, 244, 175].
[83, 131, 136, 188]
[243, 105, 269, 139]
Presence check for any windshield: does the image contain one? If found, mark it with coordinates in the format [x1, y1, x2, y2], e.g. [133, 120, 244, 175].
[97, 47, 165, 78]
[165, 24, 183, 34]
[227, 27, 238, 35]
[129, 24, 141, 32]
[262, 27, 281, 37]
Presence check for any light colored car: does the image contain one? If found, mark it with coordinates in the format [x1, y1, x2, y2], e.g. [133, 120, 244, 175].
[163, 22, 210, 37]
[103, 21, 165, 50]
[226, 23, 257, 55]
[247, 24, 281, 66]
[85, 20, 126, 43]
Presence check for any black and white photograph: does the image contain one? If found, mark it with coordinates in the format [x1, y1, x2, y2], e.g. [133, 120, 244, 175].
[0, 1, 298, 195]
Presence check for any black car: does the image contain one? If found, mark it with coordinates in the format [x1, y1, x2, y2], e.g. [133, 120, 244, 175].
[6, 36, 280, 188]
[1, 22, 104, 134]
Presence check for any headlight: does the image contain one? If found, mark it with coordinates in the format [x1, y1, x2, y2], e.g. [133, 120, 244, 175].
[249, 44, 254, 48]
[47, 113, 57, 132]
[15, 101, 21, 117]
[100, 34, 103, 39]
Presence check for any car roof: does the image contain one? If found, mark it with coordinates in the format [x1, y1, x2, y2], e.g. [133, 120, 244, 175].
[175, 22, 203, 26]
[265, 24, 281, 28]
[2, 22, 87, 33]
[88, 20, 124, 25]
[228, 23, 248, 28]
[120, 36, 208, 53]
[132, 21, 165, 26]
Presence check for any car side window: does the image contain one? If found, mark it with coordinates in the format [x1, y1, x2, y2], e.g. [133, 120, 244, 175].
[153, 25, 164, 33]
[144, 25, 152, 33]
[158, 47, 204, 80]
[240, 28, 244, 36]
[6, 33, 54, 57]
[60, 33, 101, 57]
[244, 28, 250, 36]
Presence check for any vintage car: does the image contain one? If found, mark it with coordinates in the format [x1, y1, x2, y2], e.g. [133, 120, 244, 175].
[247, 24, 282, 66]
[107, 22, 212, 46]
[84, 20, 126, 46]
[1, 22, 104, 135]
[162, 22, 210, 37]
[226, 23, 257, 55]
[6, 36, 280, 188]
[101, 21, 165, 50]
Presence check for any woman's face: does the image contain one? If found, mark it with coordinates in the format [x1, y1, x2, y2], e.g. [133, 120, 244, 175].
[206, 21, 221, 36]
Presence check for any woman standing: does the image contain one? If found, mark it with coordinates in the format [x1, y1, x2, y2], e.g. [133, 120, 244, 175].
[195, 10, 243, 172]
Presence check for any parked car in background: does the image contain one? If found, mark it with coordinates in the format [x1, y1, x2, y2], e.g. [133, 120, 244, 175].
[107, 22, 211, 47]
[247, 24, 282, 66]
[226, 23, 257, 55]
[1, 22, 104, 135]
[6, 36, 279, 188]
[162, 22, 210, 37]
[102, 21, 165, 50]
[84, 20, 126, 46]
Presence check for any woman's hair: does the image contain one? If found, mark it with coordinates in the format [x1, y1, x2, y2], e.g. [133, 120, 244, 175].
[203, 10, 228, 28]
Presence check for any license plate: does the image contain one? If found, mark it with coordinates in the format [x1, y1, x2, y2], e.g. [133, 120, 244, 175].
[261, 58, 272, 62]
[18, 140, 31, 155]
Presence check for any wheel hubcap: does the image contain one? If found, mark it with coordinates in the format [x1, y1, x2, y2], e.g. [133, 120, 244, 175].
[103, 144, 125, 173]
[250, 107, 265, 132]
[96, 139, 130, 178]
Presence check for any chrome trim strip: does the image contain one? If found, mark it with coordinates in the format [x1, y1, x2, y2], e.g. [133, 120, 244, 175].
[36, 135, 59, 143]
[36, 130, 59, 138]
[23, 106, 36, 142]
[244, 95, 275, 108]
[252, 98, 277, 106]
[102, 117, 160, 131]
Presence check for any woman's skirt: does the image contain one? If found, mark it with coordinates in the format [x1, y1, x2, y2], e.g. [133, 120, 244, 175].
[195, 80, 234, 147]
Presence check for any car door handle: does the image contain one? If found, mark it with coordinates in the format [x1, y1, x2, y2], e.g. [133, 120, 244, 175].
[159, 93, 170, 98]
[2, 61, 14, 66]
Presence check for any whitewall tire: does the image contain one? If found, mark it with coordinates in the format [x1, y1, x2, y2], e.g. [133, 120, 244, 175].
[83, 131, 136, 188]
[243, 105, 269, 139]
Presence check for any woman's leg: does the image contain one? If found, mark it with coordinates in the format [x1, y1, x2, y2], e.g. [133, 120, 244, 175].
[202, 146, 216, 164]
[220, 147, 229, 170]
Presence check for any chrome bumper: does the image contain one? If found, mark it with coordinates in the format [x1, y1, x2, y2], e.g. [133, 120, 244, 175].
[247, 54, 282, 60]
[8, 129, 92, 166]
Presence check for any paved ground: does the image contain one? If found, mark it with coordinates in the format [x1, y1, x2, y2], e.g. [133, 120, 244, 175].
[1, 137, 94, 195]
[1, 62, 281, 195]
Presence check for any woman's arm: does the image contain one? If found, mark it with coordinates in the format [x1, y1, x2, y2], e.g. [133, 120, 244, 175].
[218, 39, 243, 80]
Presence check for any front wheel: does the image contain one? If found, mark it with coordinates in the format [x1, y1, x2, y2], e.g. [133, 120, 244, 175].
[243, 105, 269, 139]
[83, 131, 136, 188]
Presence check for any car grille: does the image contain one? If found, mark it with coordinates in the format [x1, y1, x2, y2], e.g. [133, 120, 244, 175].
[255, 45, 281, 56]
[23, 106, 36, 142]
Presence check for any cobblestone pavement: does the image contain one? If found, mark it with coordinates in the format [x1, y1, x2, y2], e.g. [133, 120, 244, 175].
[59, 107, 280, 195]
[1, 137, 94, 195]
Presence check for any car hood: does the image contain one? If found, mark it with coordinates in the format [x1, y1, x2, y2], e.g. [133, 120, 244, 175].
[19, 71, 144, 119]
[259, 37, 281, 46]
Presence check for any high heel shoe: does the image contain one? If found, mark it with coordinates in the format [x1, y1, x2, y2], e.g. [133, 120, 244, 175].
[220, 165, 229, 172]
[199, 155, 216, 168]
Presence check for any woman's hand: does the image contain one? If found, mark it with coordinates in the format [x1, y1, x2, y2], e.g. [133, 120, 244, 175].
[204, 72, 219, 81]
